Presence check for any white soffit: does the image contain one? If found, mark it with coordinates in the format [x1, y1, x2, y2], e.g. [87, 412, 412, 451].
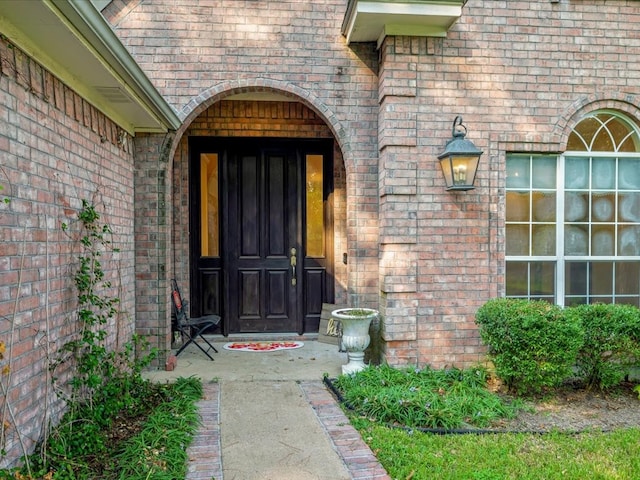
[342, 0, 464, 46]
[0, 0, 180, 134]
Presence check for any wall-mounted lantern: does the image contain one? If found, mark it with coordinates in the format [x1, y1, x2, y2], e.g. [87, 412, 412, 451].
[437, 116, 483, 191]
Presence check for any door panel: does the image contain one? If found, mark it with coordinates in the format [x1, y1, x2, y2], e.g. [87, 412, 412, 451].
[240, 155, 259, 256]
[189, 138, 334, 334]
[201, 270, 222, 314]
[267, 156, 286, 255]
[305, 268, 325, 318]
[227, 148, 299, 333]
[239, 270, 260, 316]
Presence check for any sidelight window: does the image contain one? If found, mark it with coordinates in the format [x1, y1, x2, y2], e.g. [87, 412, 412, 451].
[306, 154, 325, 257]
[200, 153, 219, 257]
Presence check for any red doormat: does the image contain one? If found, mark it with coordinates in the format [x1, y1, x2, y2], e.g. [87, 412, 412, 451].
[222, 341, 304, 352]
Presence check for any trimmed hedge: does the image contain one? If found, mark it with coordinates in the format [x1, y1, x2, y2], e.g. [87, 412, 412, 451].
[476, 299, 640, 394]
[567, 303, 640, 390]
[475, 299, 584, 395]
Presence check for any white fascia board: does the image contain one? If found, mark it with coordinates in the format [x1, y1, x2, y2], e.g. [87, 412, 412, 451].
[0, 0, 180, 134]
[51, 0, 181, 132]
[0, 9, 148, 131]
[343, 0, 463, 45]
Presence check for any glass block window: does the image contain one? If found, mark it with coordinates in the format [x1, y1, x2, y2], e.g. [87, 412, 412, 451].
[506, 111, 640, 306]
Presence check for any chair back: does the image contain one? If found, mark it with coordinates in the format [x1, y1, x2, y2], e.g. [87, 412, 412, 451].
[170, 279, 188, 324]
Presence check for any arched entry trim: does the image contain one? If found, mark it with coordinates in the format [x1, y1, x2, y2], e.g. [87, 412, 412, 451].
[174, 79, 353, 174]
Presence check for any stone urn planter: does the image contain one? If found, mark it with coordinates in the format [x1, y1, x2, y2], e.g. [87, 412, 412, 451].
[331, 307, 379, 374]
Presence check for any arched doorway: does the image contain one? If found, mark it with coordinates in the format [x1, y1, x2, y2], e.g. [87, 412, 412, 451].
[176, 97, 346, 335]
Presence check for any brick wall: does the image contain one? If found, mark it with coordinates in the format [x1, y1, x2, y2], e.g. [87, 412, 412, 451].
[377, 0, 640, 367]
[105, 0, 381, 356]
[132, 132, 174, 363]
[104, 0, 640, 369]
[0, 36, 136, 467]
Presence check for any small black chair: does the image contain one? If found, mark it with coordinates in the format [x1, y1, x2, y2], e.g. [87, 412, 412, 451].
[170, 278, 220, 360]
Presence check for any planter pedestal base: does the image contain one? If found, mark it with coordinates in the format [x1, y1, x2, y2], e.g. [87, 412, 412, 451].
[342, 351, 366, 375]
[332, 308, 379, 375]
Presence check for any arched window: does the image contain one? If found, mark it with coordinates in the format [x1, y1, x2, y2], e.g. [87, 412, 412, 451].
[506, 111, 640, 306]
[567, 111, 640, 152]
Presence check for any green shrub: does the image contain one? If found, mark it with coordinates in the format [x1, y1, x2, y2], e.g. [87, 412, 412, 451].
[567, 303, 640, 390]
[475, 298, 584, 395]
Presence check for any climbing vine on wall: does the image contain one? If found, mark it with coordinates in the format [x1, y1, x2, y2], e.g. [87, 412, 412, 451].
[54, 200, 121, 403]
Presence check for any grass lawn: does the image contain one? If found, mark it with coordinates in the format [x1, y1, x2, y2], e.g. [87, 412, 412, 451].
[332, 365, 640, 480]
[353, 418, 640, 480]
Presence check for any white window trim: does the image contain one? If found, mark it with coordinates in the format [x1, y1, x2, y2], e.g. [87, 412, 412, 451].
[506, 151, 640, 306]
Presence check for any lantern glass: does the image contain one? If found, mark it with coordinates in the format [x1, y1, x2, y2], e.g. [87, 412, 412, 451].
[439, 154, 480, 191]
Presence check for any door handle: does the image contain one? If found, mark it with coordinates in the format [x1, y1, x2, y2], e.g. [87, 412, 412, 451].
[290, 247, 297, 285]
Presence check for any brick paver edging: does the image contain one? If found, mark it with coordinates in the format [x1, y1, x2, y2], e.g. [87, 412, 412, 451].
[186, 382, 223, 480]
[299, 381, 391, 480]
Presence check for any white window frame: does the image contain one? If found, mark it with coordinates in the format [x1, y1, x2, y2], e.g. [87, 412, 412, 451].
[506, 110, 640, 306]
[506, 152, 640, 307]
[556, 151, 640, 307]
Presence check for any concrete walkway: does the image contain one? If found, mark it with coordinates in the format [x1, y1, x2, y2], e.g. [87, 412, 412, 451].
[144, 337, 390, 480]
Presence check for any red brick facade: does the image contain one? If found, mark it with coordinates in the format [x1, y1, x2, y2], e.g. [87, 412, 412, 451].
[2, 0, 640, 465]
[104, 0, 382, 363]
[103, 0, 640, 369]
[0, 36, 136, 465]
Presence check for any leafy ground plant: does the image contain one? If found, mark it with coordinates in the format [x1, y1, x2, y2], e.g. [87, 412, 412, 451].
[0, 376, 203, 480]
[475, 298, 584, 395]
[105, 377, 202, 479]
[567, 303, 640, 390]
[332, 365, 525, 429]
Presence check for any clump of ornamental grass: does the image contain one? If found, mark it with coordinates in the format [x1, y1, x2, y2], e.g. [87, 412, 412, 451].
[332, 364, 525, 430]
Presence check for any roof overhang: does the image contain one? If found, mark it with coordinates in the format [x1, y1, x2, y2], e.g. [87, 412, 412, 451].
[342, 0, 466, 47]
[0, 0, 180, 134]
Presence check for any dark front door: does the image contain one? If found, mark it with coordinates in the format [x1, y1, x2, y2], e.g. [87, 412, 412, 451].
[189, 138, 333, 335]
[225, 146, 300, 333]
